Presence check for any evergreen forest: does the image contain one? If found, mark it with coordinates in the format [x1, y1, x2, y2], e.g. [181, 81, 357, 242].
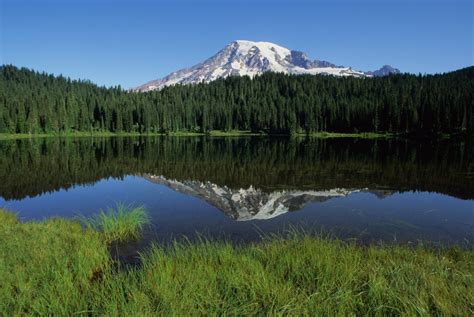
[1, 65, 473, 135]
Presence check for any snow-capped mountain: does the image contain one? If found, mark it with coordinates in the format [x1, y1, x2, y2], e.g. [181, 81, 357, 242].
[136, 40, 399, 92]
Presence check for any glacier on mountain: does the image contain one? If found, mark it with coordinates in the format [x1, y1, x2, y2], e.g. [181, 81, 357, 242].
[136, 40, 399, 92]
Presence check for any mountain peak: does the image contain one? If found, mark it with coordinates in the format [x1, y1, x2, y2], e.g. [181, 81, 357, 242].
[135, 41, 398, 92]
[366, 65, 401, 77]
[232, 40, 290, 52]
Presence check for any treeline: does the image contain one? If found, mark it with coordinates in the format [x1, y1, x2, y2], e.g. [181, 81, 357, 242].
[0, 137, 472, 200]
[0, 64, 473, 134]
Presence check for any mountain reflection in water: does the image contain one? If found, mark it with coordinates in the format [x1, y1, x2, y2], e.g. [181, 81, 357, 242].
[144, 175, 366, 221]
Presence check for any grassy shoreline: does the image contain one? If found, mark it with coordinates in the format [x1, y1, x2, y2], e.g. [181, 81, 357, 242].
[1, 130, 467, 140]
[0, 130, 397, 140]
[1, 208, 472, 315]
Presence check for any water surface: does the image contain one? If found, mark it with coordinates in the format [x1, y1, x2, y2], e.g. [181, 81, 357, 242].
[0, 137, 472, 249]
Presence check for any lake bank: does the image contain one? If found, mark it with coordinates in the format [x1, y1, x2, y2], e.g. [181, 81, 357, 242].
[0, 130, 398, 140]
[1, 208, 472, 315]
[1, 130, 469, 140]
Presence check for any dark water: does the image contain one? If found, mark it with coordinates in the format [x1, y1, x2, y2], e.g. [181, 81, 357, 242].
[0, 136, 473, 250]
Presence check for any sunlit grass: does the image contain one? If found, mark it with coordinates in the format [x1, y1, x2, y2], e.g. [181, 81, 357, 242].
[0, 209, 18, 225]
[81, 203, 149, 243]
[0, 131, 163, 140]
[0, 208, 110, 315]
[0, 208, 472, 315]
[300, 131, 396, 138]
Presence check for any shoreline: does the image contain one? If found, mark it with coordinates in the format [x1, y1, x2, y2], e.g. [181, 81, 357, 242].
[1, 130, 464, 140]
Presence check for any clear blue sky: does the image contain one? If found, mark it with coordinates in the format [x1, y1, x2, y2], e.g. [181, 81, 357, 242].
[1, 0, 473, 89]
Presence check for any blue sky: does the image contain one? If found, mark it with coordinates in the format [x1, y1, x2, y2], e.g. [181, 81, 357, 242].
[1, 0, 473, 88]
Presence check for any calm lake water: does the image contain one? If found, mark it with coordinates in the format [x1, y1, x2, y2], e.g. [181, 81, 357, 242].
[1, 136, 473, 250]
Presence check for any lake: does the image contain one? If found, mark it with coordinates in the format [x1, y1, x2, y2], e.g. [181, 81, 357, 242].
[0, 136, 473, 251]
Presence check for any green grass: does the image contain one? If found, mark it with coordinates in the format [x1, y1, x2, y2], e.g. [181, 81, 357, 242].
[298, 131, 397, 138]
[0, 209, 472, 315]
[80, 204, 149, 243]
[208, 130, 263, 137]
[0, 131, 157, 140]
[0, 209, 110, 315]
[0, 133, 53, 140]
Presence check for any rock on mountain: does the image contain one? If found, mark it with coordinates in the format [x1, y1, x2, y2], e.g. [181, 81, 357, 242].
[136, 40, 400, 91]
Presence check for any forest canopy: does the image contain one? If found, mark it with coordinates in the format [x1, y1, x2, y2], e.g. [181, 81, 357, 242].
[0, 65, 472, 135]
